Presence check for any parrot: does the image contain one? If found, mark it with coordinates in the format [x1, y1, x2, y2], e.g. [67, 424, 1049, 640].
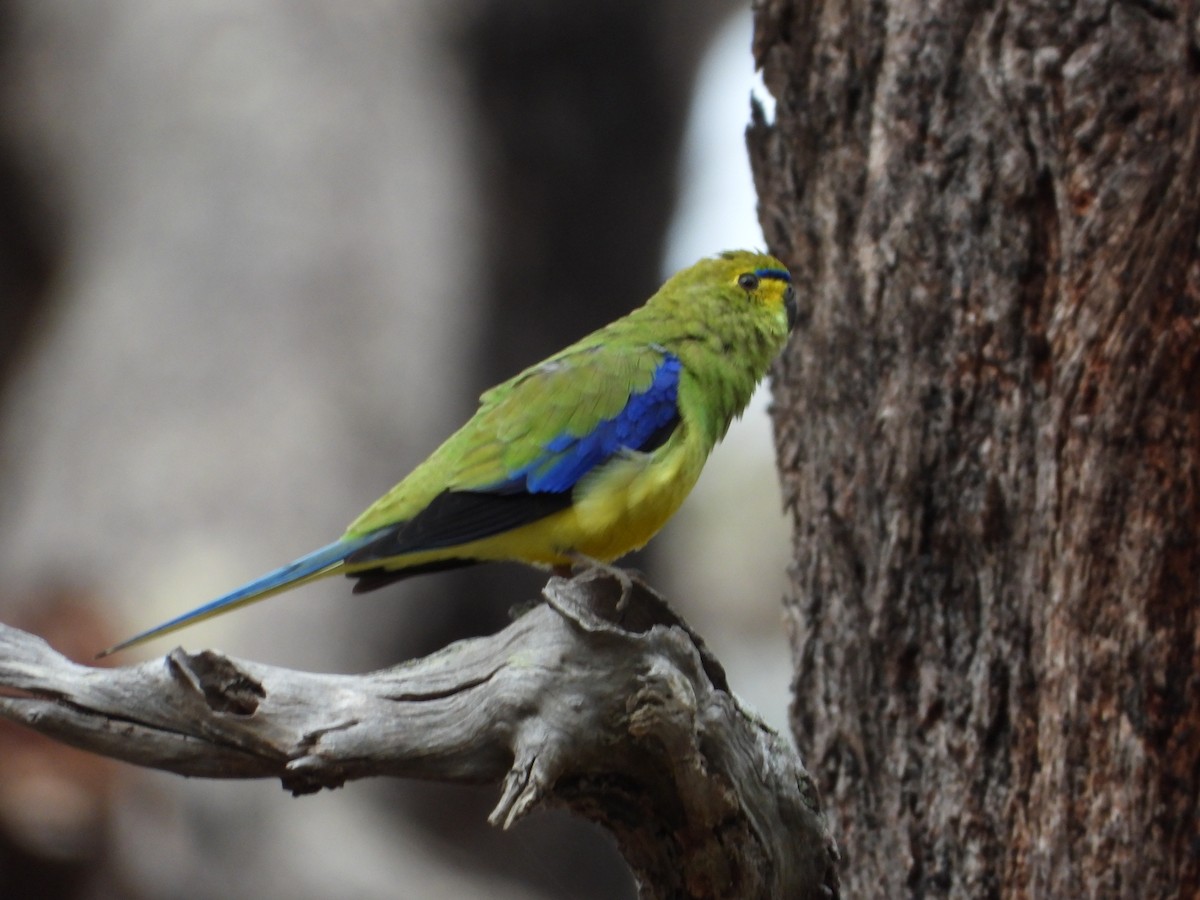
[100, 250, 798, 656]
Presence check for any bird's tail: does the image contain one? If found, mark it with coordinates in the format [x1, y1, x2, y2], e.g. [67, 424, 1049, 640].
[97, 535, 374, 658]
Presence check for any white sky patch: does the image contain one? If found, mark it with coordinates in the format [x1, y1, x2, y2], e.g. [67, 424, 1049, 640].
[663, 11, 772, 273]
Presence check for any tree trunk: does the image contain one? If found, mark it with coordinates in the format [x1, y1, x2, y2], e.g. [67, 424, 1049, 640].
[748, 1, 1200, 896]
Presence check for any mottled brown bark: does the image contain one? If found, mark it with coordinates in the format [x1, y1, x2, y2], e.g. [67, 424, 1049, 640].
[749, 1, 1200, 896]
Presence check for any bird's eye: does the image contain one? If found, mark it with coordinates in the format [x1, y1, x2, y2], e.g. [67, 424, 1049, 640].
[737, 273, 759, 291]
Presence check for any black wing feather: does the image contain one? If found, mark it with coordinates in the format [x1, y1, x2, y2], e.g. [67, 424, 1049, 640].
[346, 489, 572, 566]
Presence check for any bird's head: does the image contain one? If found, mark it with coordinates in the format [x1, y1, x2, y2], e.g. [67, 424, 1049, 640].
[652, 250, 799, 346]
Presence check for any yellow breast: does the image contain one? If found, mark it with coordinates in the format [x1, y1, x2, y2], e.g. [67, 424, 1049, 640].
[559, 440, 699, 560]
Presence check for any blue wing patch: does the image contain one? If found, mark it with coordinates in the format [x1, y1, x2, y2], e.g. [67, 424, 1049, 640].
[509, 353, 682, 494]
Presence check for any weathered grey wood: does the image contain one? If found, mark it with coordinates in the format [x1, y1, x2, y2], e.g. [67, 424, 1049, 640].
[0, 571, 838, 900]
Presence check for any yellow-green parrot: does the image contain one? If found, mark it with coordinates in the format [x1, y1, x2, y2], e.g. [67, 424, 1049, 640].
[103, 250, 797, 655]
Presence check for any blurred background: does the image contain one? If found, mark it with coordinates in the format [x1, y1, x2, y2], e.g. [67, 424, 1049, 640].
[0, 2, 790, 897]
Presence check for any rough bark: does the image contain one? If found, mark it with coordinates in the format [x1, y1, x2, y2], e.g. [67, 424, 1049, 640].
[749, 1, 1200, 896]
[0, 572, 838, 900]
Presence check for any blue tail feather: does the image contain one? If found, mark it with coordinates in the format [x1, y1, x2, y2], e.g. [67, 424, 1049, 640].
[99, 534, 375, 657]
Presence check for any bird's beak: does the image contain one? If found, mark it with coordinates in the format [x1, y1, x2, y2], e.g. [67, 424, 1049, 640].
[784, 285, 799, 331]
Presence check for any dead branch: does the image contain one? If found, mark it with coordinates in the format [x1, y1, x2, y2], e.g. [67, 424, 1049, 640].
[0, 571, 838, 900]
